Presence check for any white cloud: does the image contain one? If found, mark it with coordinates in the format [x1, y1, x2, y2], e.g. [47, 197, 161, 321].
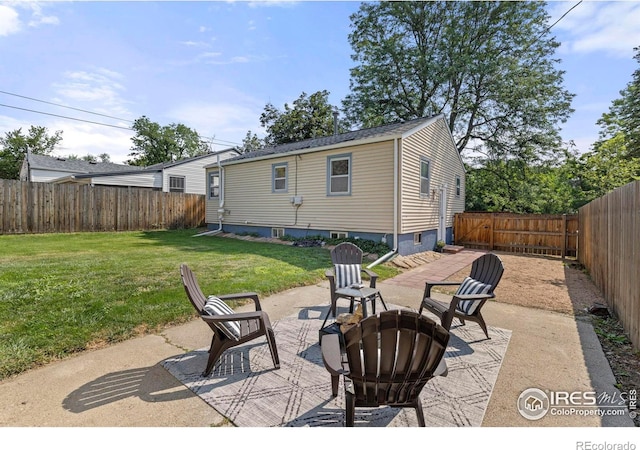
[0, 2, 59, 33]
[0, 4, 21, 36]
[48, 121, 134, 164]
[247, 1, 298, 8]
[0, 114, 133, 164]
[0, 114, 27, 135]
[52, 68, 132, 119]
[196, 52, 265, 65]
[550, 1, 640, 58]
[61, 126, 132, 165]
[28, 12, 59, 27]
[181, 40, 210, 48]
[168, 101, 264, 148]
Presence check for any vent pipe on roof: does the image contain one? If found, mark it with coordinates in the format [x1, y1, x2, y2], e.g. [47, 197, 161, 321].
[333, 110, 339, 135]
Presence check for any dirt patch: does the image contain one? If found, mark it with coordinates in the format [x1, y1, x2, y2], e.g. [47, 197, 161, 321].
[430, 251, 639, 426]
[441, 253, 596, 316]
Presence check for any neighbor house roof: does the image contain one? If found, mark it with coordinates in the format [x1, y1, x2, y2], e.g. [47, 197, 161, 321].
[218, 115, 440, 166]
[145, 148, 239, 170]
[26, 154, 140, 174]
[28, 148, 240, 180]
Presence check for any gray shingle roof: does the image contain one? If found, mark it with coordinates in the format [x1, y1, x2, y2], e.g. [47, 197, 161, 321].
[225, 116, 438, 163]
[27, 154, 140, 174]
[145, 148, 239, 170]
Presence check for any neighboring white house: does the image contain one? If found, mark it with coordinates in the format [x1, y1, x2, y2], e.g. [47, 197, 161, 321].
[20, 149, 239, 195]
[204, 115, 466, 256]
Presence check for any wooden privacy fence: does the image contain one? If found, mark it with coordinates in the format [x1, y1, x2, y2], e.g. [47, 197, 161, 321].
[579, 180, 640, 351]
[454, 212, 578, 258]
[0, 180, 205, 234]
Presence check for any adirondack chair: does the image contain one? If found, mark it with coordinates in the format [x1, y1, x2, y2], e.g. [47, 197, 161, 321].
[321, 309, 449, 426]
[418, 252, 504, 339]
[180, 264, 280, 377]
[325, 242, 380, 317]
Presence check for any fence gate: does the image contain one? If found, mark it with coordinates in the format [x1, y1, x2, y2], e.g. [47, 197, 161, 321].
[454, 212, 578, 258]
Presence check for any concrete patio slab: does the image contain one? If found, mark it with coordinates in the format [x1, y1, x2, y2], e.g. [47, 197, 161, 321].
[0, 251, 634, 428]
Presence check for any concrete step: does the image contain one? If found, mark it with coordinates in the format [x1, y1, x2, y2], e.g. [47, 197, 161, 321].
[443, 245, 464, 254]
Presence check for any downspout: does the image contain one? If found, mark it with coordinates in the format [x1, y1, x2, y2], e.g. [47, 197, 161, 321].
[194, 154, 225, 237]
[367, 137, 399, 268]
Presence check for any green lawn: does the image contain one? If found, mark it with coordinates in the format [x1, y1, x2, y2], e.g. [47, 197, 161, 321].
[0, 229, 398, 380]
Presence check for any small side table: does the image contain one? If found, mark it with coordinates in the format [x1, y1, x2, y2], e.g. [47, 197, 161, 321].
[334, 286, 388, 318]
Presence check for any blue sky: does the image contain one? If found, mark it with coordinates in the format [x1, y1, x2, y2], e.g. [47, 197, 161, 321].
[1, 1, 639, 164]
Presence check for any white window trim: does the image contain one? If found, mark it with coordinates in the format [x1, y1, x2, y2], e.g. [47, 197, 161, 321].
[414, 232, 422, 245]
[330, 231, 348, 239]
[169, 175, 186, 193]
[208, 171, 220, 200]
[327, 153, 352, 196]
[272, 163, 288, 193]
[420, 157, 431, 197]
[455, 175, 461, 197]
[271, 227, 285, 238]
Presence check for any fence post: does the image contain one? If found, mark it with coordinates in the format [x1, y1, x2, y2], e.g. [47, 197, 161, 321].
[561, 214, 567, 261]
[489, 213, 495, 251]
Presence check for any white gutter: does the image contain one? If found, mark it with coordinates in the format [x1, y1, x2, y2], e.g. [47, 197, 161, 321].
[367, 137, 399, 268]
[194, 154, 225, 237]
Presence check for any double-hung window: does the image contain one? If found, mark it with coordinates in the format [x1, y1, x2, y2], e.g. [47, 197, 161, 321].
[327, 154, 351, 196]
[272, 163, 288, 193]
[208, 171, 220, 199]
[169, 176, 185, 193]
[420, 157, 431, 196]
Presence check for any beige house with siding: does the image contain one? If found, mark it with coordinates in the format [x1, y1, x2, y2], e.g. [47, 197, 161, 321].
[204, 115, 465, 256]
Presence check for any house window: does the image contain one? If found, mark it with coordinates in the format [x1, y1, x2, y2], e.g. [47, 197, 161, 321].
[420, 158, 430, 196]
[169, 176, 185, 193]
[414, 233, 422, 245]
[208, 172, 220, 199]
[327, 154, 351, 196]
[271, 228, 285, 238]
[330, 231, 348, 239]
[272, 163, 288, 193]
[455, 175, 461, 197]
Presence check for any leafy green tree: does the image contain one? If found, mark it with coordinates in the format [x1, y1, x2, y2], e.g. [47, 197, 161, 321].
[574, 133, 640, 201]
[235, 130, 264, 154]
[564, 47, 640, 203]
[260, 90, 348, 146]
[96, 153, 111, 163]
[67, 153, 110, 163]
[599, 46, 640, 158]
[466, 145, 583, 214]
[343, 1, 573, 158]
[0, 126, 63, 179]
[127, 116, 209, 166]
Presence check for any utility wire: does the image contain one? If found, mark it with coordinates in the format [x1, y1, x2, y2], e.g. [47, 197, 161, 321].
[0, 103, 134, 130]
[526, 1, 583, 51]
[0, 89, 134, 123]
[1, 102, 243, 146]
[203, 136, 242, 146]
[545, 1, 583, 35]
[1, 91, 243, 146]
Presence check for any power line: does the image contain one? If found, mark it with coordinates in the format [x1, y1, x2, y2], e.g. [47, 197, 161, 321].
[0, 103, 134, 130]
[0, 96, 244, 147]
[203, 136, 242, 146]
[0, 89, 134, 123]
[546, 1, 583, 35]
[516, 1, 583, 63]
